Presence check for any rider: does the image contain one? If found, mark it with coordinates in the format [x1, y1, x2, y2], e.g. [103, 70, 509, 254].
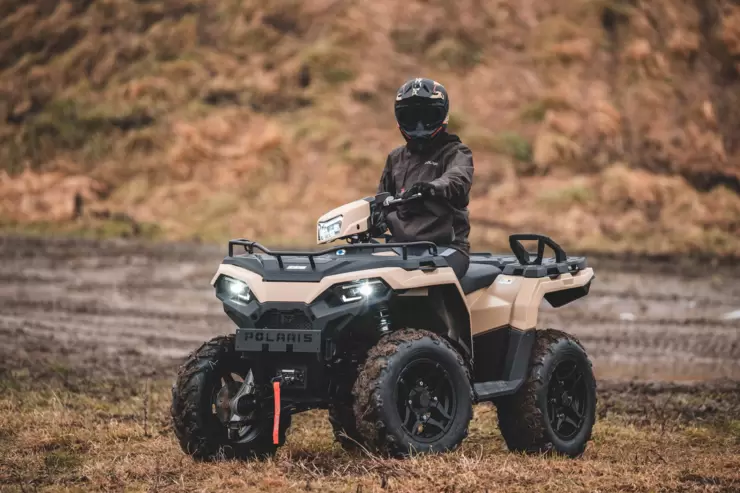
[378, 78, 474, 279]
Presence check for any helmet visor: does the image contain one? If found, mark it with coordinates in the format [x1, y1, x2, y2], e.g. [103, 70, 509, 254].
[395, 104, 447, 131]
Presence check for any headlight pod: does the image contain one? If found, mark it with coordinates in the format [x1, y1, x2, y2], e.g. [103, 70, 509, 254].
[334, 279, 390, 304]
[318, 215, 343, 242]
[215, 275, 252, 305]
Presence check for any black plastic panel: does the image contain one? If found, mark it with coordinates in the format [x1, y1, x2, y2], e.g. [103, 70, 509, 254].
[473, 328, 536, 401]
[472, 326, 509, 382]
[544, 280, 593, 308]
[224, 253, 451, 283]
[459, 264, 502, 294]
[468, 253, 519, 269]
[502, 257, 587, 278]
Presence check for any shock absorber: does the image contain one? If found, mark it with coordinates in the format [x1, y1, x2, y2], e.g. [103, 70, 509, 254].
[376, 303, 391, 333]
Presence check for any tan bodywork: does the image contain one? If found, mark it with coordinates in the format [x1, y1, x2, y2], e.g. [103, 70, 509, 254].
[466, 269, 594, 333]
[292, 196, 596, 334]
[213, 262, 594, 333]
[317, 200, 371, 244]
[213, 263, 463, 304]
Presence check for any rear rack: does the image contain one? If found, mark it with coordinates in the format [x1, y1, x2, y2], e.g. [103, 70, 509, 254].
[227, 239, 438, 270]
[504, 234, 586, 278]
[508, 234, 567, 265]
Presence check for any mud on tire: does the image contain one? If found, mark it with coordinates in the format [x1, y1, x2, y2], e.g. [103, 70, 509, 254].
[352, 329, 473, 457]
[496, 329, 597, 458]
[170, 335, 289, 461]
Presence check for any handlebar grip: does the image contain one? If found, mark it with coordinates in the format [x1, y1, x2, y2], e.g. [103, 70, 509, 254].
[384, 193, 423, 208]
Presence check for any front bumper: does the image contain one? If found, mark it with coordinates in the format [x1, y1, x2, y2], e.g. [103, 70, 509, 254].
[218, 284, 393, 409]
[217, 279, 393, 360]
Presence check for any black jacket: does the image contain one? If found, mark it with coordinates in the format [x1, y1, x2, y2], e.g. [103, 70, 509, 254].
[378, 133, 474, 254]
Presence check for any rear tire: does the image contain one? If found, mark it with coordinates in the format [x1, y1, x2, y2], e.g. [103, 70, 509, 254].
[352, 329, 473, 457]
[170, 335, 290, 461]
[496, 329, 596, 457]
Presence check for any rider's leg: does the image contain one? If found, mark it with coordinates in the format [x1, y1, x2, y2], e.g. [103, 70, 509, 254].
[444, 249, 470, 279]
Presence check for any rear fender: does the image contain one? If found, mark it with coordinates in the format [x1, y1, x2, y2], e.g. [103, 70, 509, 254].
[468, 268, 594, 333]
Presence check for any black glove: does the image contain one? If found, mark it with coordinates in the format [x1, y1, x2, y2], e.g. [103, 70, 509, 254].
[403, 182, 438, 199]
[369, 208, 388, 237]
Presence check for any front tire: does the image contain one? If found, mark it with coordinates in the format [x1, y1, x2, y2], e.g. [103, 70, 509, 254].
[352, 329, 473, 457]
[496, 329, 597, 457]
[170, 335, 290, 461]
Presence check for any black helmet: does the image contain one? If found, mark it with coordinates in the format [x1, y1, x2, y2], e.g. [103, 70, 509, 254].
[394, 78, 449, 144]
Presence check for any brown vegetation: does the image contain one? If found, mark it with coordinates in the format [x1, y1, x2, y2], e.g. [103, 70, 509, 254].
[1, 368, 738, 493]
[1, 0, 739, 254]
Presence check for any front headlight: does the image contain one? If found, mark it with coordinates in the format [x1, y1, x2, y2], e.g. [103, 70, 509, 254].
[334, 279, 389, 303]
[215, 275, 252, 305]
[318, 215, 343, 242]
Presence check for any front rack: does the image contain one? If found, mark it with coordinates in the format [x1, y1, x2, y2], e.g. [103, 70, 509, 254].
[227, 239, 439, 270]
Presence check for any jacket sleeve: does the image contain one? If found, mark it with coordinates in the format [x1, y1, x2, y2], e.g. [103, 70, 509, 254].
[430, 145, 474, 201]
[377, 153, 395, 195]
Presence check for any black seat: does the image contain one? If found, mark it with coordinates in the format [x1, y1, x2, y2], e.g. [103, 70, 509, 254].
[459, 263, 501, 295]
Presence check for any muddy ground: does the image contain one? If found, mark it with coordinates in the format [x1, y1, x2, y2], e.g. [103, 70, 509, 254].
[1, 235, 738, 383]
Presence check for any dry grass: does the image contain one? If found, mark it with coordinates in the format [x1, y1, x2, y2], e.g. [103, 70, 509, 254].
[1, 367, 739, 493]
[0, 0, 739, 254]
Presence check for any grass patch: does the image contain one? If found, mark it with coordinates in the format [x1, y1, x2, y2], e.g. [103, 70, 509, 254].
[447, 111, 468, 134]
[492, 132, 533, 162]
[0, 217, 163, 240]
[1, 363, 738, 493]
[391, 28, 423, 55]
[721, 420, 740, 445]
[426, 37, 483, 71]
[301, 40, 355, 85]
[43, 449, 83, 474]
[3, 97, 155, 171]
[519, 96, 572, 122]
[538, 184, 595, 207]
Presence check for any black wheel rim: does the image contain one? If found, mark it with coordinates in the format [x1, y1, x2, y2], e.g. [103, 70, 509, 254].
[395, 358, 457, 443]
[547, 360, 588, 440]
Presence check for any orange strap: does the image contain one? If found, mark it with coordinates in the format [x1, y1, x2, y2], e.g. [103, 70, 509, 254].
[272, 381, 281, 445]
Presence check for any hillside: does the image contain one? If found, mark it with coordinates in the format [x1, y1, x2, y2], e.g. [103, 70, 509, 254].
[1, 0, 739, 254]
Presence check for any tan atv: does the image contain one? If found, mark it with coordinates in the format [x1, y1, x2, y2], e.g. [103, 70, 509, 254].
[171, 192, 597, 460]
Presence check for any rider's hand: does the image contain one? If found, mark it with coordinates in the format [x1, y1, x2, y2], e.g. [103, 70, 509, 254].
[370, 209, 388, 237]
[403, 182, 438, 199]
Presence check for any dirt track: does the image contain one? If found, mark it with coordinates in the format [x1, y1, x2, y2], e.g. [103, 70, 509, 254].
[1, 235, 738, 382]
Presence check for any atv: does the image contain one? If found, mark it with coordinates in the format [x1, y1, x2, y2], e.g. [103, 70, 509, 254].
[171, 192, 597, 460]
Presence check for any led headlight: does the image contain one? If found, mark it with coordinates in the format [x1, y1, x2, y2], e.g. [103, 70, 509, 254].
[215, 275, 252, 305]
[318, 215, 343, 242]
[335, 279, 389, 303]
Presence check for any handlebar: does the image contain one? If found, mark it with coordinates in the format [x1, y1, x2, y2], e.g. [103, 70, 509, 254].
[383, 193, 423, 208]
[365, 192, 424, 239]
